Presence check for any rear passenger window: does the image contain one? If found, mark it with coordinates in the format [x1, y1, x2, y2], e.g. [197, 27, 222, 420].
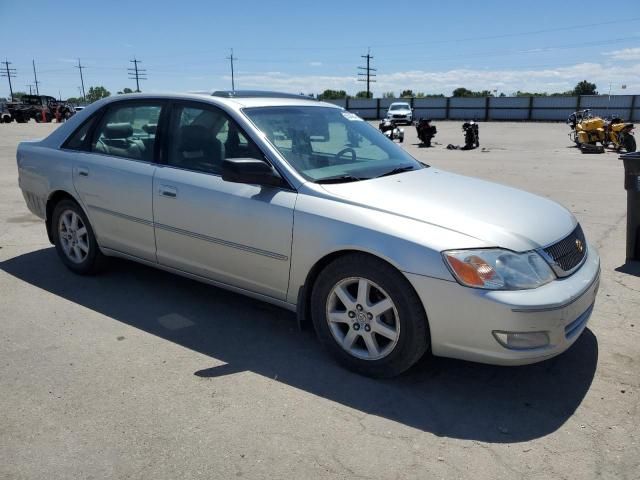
[91, 103, 162, 161]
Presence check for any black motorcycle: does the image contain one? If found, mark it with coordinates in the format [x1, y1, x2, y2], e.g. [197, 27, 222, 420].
[416, 118, 437, 147]
[462, 121, 479, 149]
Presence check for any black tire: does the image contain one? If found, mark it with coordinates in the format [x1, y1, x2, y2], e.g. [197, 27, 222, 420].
[623, 134, 636, 153]
[311, 253, 429, 378]
[52, 199, 105, 275]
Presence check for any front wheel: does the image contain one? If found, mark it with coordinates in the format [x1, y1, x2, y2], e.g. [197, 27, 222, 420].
[623, 134, 636, 152]
[311, 254, 429, 377]
[52, 199, 105, 274]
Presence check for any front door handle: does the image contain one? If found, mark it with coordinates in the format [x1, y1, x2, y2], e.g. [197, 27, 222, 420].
[159, 185, 177, 198]
[77, 167, 89, 177]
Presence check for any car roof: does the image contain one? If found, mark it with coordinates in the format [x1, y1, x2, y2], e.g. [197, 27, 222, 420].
[95, 92, 339, 111]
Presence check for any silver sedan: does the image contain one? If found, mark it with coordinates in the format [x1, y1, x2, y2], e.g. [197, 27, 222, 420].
[17, 91, 600, 377]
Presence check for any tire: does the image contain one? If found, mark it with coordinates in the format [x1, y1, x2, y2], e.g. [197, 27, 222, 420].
[311, 253, 429, 378]
[52, 199, 105, 275]
[623, 134, 636, 153]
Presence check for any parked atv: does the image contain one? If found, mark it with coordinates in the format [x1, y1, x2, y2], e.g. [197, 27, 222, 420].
[379, 118, 404, 143]
[416, 118, 437, 147]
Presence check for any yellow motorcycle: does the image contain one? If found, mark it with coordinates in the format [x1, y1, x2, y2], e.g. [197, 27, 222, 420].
[568, 109, 636, 152]
[603, 115, 636, 152]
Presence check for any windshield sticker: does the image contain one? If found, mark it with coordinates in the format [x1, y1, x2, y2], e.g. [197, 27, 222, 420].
[342, 111, 363, 121]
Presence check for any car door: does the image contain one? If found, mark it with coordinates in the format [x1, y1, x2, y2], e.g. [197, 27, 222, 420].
[72, 100, 164, 262]
[152, 101, 296, 300]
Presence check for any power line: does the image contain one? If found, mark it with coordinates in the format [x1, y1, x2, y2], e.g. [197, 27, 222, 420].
[1, 59, 17, 100]
[32, 59, 40, 96]
[75, 58, 86, 102]
[128, 57, 147, 92]
[226, 48, 236, 91]
[358, 49, 376, 98]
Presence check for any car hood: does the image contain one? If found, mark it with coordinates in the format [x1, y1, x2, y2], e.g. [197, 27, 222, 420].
[319, 168, 576, 252]
[388, 109, 411, 115]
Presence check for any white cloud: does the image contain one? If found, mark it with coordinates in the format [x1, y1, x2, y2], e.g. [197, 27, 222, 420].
[230, 62, 640, 96]
[603, 47, 640, 61]
[309, 61, 323, 67]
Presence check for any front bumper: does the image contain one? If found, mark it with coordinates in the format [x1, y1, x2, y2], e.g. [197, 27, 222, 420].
[386, 115, 412, 123]
[404, 243, 600, 365]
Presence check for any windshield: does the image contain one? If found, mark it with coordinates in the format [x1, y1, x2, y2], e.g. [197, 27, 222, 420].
[243, 106, 423, 182]
[389, 104, 409, 110]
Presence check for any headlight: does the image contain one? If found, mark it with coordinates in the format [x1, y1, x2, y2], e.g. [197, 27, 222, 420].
[442, 249, 555, 290]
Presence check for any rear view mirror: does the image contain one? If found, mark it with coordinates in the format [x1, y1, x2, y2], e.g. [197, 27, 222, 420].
[222, 157, 284, 187]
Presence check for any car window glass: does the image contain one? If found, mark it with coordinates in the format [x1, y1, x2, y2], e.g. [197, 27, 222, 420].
[64, 116, 97, 151]
[91, 103, 162, 161]
[245, 107, 399, 179]
[167, 105, 262, 174]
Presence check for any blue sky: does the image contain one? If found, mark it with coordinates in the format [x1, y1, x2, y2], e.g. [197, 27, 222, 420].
[1, 0, 639, 99]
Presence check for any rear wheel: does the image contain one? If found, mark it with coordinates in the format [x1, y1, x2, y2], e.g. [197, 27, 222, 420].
[623, 134, 636, 152]
[311, 254, 429, 377]
[52, 199, 104, 274]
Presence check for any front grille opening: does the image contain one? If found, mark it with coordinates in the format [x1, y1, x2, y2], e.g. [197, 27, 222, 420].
[544, 224, 587, 275]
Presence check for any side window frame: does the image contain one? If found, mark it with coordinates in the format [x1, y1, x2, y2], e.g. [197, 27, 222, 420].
[61, 108, 106, 152]
[88, 99, 167, 163]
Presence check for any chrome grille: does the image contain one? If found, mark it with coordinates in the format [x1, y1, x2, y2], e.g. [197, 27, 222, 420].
[542, 224, 587, 276]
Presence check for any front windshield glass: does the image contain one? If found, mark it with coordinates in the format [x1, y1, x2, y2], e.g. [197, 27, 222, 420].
[389, 104, 409, 110]
[243, 106, 423, 182]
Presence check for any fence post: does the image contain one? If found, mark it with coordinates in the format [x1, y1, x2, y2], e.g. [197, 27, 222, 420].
[629, 95, 636, 122]
[484, 96, 490, 121]
[345, 97, 349, 111]
[376, 98, 380, 119]
[576, 95, 581, 110]
[528, 96, 533, 120]
[445, 97, 450, 120]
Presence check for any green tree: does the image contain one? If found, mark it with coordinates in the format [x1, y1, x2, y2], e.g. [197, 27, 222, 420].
[400, 89, 414, 97]
[117, 87, 134, 94]
[66, 97, 82, 105]
[318, 89, 348, 100]
[10, 91, 27, 101]
[382, 91, 395, 98]
[572, 80, 598, 96]
[85, 86, 111, 103]
[355, 90, 371, 98]
[452, 87, 492, 97]
[513, 90, 549, 97]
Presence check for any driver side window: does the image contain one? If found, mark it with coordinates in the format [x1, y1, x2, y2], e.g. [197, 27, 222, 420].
[167, 104, 262, 175]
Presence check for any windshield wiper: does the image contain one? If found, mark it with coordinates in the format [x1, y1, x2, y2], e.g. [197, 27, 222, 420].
[374, 165, 417, 178]
[315, 175, 364, 184]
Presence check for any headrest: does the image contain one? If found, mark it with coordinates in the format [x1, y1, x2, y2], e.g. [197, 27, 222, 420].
[179, 125, 215, 150]
[104, 122, 133, 139]
[142, 123, 157, 134]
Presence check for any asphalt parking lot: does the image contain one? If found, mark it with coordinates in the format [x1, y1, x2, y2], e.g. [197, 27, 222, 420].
[1, 120, 638, 479]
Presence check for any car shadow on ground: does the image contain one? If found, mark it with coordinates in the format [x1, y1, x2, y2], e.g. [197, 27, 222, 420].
[1, 248, 598, 443]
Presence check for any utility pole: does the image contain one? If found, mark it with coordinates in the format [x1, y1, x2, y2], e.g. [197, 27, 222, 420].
[32, 59, 40, 96]
[128, 57, 147, 92]
[226, 48, 236, 91]
[75, 58, 86, 103]
[1, 59, 17, 100]
[26, 84, 34, 95]
[358, 49, 376, 98]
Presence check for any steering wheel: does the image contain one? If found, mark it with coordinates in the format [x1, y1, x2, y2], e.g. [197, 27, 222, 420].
[334, 147, 356, 162]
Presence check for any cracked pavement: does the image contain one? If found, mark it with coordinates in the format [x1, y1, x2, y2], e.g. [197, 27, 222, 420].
[1, 121, 638, 479]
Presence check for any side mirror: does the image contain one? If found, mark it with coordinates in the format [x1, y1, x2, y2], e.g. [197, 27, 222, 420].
[221, 157, 284, 187]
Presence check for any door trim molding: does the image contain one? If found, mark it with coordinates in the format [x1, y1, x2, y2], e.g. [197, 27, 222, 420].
[90, 204, 289, 261]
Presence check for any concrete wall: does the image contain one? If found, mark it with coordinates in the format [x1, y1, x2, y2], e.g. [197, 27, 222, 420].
[324, 95, 640, 122]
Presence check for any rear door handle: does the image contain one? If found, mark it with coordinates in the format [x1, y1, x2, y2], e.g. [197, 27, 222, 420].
[159, 185, 177, 198]
[77, 167, 89, 177]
